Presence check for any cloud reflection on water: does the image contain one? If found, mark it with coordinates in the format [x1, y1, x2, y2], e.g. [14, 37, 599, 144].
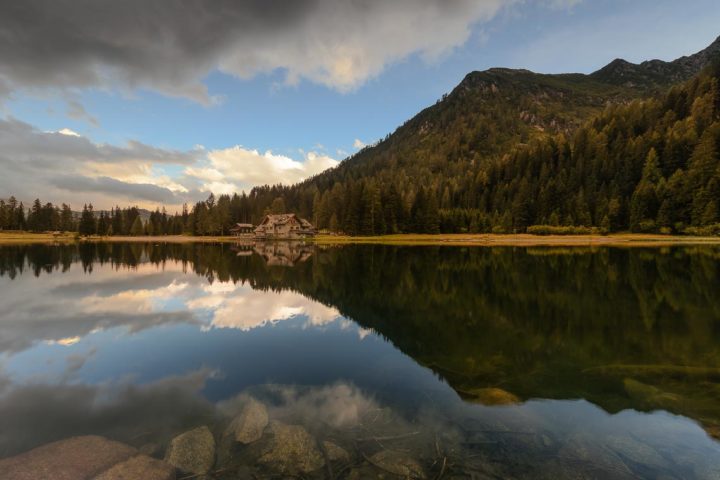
[0, 259, 342, 361]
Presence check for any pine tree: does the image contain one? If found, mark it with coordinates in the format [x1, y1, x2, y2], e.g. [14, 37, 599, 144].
[629, 149, 663, 231]
[78, 204, 96, 236]
[16, 202, 25, 230]
[328, 213, 339, 233]
[268, 197, 286, 215]
[60, 204, 74, 232]
[130, 216, 144, 236]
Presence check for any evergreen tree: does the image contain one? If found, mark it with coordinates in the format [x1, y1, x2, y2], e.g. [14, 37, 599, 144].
[130, 216, 144, 236]
[60, 204, 74, 232]
[78, 204, 96, 236]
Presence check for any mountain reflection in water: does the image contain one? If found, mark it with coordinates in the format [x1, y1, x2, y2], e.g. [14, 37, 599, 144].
[0, 242, 719, 479]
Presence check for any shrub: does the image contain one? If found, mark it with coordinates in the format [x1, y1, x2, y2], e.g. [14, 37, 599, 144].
[526, 225, 600, 236]
[682, 224, 720, 236]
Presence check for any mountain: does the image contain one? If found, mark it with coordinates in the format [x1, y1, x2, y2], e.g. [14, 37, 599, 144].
[592, 35, 720, 87]
[339, 36, 720, 180]
[237, 36, 719, 235]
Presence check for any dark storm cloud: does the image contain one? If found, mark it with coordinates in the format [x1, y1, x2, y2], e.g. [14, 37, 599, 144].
[0, 264, 204, 353]
[52, 271, 202, 297]
[0, 117, 203, 207]
[66, 99, 100, 127]
[0, 118, 198, 165]
[64, 347, 97, 377]
[0, 310, 199, 354]
[0, 0, 511, 99]
[53, 175, 181, 204]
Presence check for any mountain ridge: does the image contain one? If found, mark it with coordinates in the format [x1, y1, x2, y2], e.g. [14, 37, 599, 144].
[591, 34, 720, 87]
[323, 37, 720, 185]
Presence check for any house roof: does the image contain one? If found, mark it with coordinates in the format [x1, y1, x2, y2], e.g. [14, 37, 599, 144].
[260, 214, 298, 225]
[254, 214, 316, 233]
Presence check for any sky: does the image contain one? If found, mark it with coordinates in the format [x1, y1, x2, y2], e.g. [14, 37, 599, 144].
[1, 0, 719, 211]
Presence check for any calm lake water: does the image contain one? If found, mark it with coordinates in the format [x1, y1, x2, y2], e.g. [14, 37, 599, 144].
[1, 242, 720, 479]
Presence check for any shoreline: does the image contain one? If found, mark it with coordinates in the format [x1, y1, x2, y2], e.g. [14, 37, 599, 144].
[1, 231, 720, 247]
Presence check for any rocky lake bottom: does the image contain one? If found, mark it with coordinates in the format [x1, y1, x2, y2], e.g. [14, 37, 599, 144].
[5, 383, 719, 479]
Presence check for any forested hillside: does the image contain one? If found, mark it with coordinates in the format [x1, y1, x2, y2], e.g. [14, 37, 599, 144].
[455, 64, 720, 234]
[236, 37, 720, 235]
[2, 37, 719, 236]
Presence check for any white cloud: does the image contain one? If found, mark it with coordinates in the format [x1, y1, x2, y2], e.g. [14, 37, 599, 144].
[352, 138, 366, 149]
[187, 283, 342, 331]
[0, 117, 338, 209]
[0, 261, 200, 354]
[186, 146, 338, 193]
[45, 336, 82, 347]
[0, 117, 203, 209]
[358, 328, 374, 340]
[542, 0, 583, 9]
[56, 128, 81, 137]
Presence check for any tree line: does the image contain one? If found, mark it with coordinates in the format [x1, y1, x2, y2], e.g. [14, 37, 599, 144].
[0, 192, 297, 236]
[0, 199, 186, 236]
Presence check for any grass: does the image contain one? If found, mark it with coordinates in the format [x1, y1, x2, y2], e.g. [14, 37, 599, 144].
[1, 231, 719, 247]
[0, 232, 241, 244]
[0, 231, 78, 244]
[312, 233, 720, 247]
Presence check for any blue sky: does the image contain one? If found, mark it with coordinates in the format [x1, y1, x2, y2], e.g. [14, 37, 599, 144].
[1, 0, 719, 209]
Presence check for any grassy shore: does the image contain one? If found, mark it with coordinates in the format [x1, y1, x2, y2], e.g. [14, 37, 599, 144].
[313, 233, 720, 247]
[0, 232, 244, 244]
[1, 231, 720, 247]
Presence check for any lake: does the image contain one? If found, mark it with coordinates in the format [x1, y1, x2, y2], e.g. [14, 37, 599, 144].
[0, 242, 719, 479]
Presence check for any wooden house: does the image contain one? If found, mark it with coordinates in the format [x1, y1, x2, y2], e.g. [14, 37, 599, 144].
[229, 223, 254, 237]
[254, 214, 316, 239]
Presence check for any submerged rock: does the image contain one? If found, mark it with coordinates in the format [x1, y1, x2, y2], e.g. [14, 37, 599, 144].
[559, 434, 632, 477]
[463, 387, 520, 406]
[224, 396, 269, 444]
[0, 435, 173, 480]
[604, 435, 669, 469]
[322, 440, 350, 463]
[93, 455, 176, 480]
[165, 426, 216, 475]
[624, 378, 681, 409]
[536, 458, 635, 480]
[693, 463, 720, 480]
[139, 442, 161, 457]
[257, 422, 325, 474]
[368, 450, 426, 479]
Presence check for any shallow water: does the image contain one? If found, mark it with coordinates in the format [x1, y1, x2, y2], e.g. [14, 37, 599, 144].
[1, 242, 719, 479]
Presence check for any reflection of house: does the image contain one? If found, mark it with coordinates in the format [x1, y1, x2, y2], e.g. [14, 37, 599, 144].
[231, 244, 254, 256]
[229, 223, 254, 237]
[254, 214, 316, 239]
[253, 242, 314, 267]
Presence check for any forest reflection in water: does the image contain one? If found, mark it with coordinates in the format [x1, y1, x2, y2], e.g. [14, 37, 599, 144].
[0, 242, 719, 479]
